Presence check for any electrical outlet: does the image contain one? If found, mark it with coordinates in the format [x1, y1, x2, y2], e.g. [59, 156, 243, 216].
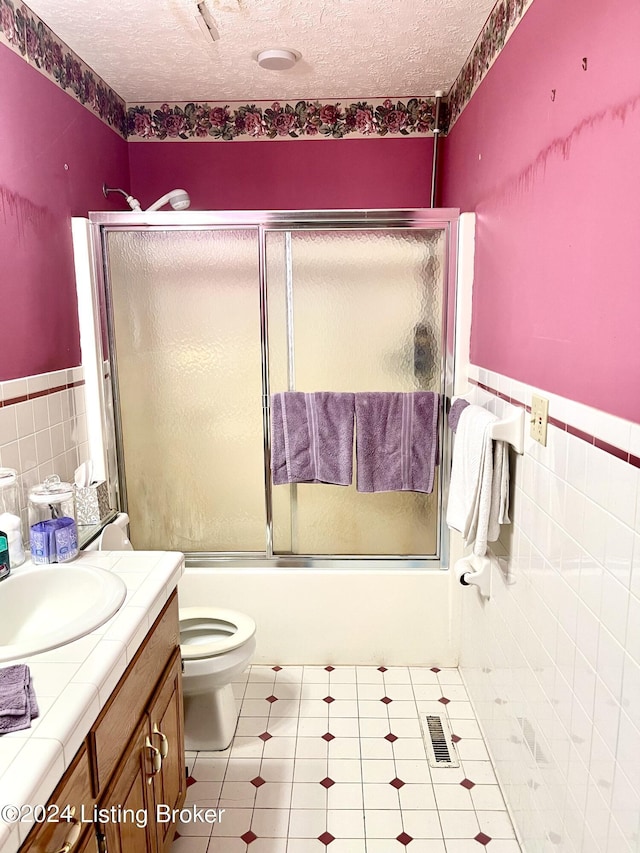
[530, 395, 549, 446]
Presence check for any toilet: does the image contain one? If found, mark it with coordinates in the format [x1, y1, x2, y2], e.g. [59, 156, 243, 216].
[179, 607, 256, 751]
[93, 514, 256, 751]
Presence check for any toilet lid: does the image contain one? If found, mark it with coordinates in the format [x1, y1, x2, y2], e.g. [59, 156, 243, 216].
[179, 607, 256, 659]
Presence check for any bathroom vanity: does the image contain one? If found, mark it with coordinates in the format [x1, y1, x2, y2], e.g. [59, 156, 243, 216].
[0, 551, 185, 853]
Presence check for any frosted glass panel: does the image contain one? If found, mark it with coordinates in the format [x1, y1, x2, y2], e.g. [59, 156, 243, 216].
[106, 229, 264, 552]
[267, 229, 445, 556]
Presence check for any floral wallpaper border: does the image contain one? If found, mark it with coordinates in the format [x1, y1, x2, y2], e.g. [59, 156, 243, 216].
[0, 0, 533, 141]
[126, 98, 439, 141]
[447, 0, 534, 129]
[0, 0, 126, 137]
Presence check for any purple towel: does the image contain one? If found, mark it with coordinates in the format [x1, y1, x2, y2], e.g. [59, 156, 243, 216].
[355, 392, 440, 493]
[271, 392, 355, 486]
[448, 398, 470, 433]
[0, 664, 39, 735]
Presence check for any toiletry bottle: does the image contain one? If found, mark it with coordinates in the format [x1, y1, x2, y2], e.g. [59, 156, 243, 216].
[0, 468, 25, 567]
[0, 530, 10, 579]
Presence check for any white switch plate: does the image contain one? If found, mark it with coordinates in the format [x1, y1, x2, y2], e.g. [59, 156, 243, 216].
[530, 395, 549, 445]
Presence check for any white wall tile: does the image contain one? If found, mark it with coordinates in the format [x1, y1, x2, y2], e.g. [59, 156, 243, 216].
[1, 378, 27, 401]
[0, 369, 87, 528]
[14, 400, 34, 437]
[0, 406, 18, 445]
[625, 595, 640, 664]
[460, 369, 640, 853]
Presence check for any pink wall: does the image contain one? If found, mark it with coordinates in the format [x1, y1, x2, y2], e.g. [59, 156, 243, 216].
[0, 45, 129, 382]
[441, 0, 640, 423]
[128, 137, 434, 211]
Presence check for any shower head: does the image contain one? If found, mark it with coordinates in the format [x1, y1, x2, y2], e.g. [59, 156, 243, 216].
[145, 189, 191, 212]
[102, 183, 141, 211]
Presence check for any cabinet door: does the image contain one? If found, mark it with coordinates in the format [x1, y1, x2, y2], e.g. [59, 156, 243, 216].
[19, 745, 94, 853]
[76, 828, 99, 853]
[149, 650, 186, 851]
[98, 716, 159, 853]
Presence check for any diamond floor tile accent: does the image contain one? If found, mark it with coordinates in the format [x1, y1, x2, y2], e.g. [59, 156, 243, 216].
[172, 665, 521, 853]
[241, 830, 258, 843]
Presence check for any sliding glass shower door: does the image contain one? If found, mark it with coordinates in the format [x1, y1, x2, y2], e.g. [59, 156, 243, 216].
[267, 229, 445, 557]
[104, 228, 265, 551]
[97, 211, 455, 562]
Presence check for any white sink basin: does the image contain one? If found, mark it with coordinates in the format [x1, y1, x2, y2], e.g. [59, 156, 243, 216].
[0, 563, 127, 663]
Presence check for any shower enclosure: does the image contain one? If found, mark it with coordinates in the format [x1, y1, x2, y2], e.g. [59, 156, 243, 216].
[87, 209, 458, 567]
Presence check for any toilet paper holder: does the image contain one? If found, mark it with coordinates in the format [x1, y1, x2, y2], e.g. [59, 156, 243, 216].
[454, 555, 491, 599]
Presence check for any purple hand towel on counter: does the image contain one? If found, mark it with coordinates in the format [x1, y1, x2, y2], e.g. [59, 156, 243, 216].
[355, 392, 440, 493]
[0, 664, 39, 735]
[448, 398, 470, 433]
[271, 392, 355, 486]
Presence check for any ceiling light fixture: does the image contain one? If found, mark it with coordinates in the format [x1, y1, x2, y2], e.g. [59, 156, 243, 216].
[196, 1, 220, 43]
[255, 49, 301, 71]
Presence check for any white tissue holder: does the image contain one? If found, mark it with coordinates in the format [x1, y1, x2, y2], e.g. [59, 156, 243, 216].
[454, 555, 491, 599]
[453, 393, 525, 454]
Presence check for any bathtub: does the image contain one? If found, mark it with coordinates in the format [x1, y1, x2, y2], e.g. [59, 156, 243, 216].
[178, 566, 460, 666]
[86, 516, 461, 665]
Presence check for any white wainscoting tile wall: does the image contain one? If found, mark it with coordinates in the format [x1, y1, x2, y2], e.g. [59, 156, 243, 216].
[0, 368, 88, 531]
[458, 366, 640, 853]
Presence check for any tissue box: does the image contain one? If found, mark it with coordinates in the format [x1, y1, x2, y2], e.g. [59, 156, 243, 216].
[76, 480, 111, 525]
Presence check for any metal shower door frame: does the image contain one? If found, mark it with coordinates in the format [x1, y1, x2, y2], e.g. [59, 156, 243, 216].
[89, 208, 459, 569]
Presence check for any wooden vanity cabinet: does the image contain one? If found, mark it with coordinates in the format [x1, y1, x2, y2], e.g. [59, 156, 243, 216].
[96, 715, 157, 853]
[19, 591, 185, 853]
[15, 744, 95, 853]
[147, 651, 185, 853]
[98, 650, 185, 853]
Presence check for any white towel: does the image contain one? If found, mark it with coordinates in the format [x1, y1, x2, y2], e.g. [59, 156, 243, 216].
[446, 404, 510, 556]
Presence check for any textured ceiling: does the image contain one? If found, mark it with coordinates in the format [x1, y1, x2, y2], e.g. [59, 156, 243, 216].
[24, 0, 497, 103]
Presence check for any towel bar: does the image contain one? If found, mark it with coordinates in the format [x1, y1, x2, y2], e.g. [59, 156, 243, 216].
[453, 394, 525, 455]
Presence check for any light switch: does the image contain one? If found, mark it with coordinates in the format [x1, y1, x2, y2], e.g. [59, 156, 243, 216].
[530, 395, 549, 446]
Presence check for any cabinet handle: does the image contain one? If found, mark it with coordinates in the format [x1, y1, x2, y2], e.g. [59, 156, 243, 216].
[152, 724, 169, 759]
[51, 807, 81, 853]
[145, 737, 162, 784]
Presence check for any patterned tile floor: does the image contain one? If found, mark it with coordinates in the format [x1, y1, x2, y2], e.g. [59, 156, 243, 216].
[172, 666, 522, 853]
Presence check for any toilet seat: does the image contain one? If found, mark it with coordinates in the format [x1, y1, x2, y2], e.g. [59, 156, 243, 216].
[179, 607, 256, 660]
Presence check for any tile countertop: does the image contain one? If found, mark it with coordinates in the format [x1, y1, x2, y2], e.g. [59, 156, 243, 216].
[0, 550, 185, 853]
